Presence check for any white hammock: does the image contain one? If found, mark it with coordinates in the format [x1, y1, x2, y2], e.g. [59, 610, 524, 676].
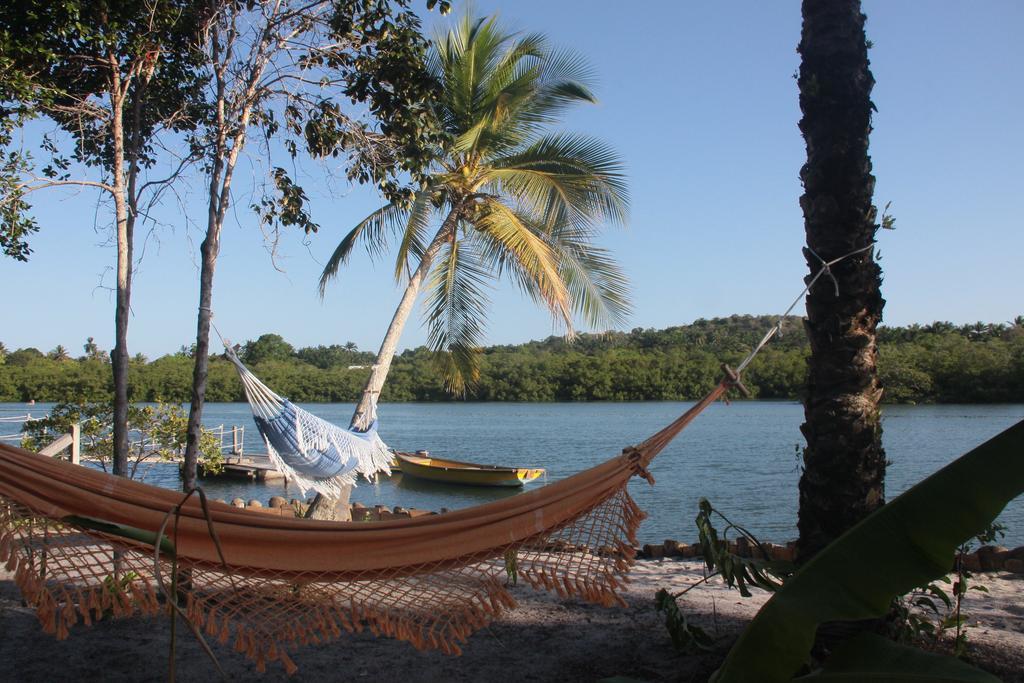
[222, 344, 392, 497]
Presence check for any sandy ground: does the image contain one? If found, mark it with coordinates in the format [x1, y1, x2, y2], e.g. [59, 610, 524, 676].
[1, 559, 1021, 682]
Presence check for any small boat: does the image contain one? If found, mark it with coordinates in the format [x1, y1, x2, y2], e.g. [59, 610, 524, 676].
[393, 450, 544, 488]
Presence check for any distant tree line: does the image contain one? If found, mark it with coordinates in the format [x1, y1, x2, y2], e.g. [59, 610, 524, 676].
[1, 315, 1021, 404]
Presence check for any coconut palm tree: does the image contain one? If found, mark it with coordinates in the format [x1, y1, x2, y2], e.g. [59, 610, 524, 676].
[48, 345, 70, 362]
[321, 14, 630, 433]
[796, 0, 886, 560]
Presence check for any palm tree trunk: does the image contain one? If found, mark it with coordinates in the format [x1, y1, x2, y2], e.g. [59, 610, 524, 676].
[796, 0, 886, 561]
[349, 213, 459, 431]
[306, 209, 459, 520]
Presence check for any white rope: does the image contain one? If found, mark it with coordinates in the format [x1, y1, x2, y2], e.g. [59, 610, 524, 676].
[734, 243, 877, 375]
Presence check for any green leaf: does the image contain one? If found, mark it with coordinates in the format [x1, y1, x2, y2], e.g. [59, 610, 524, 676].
[714, 419, 1024, 683]
[794, 633, 1000, 682]
[64, 515, 176, 557]
[655, 588, 715, 653]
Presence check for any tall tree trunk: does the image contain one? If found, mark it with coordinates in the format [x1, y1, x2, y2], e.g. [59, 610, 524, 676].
[182, 10, 255, 492]
[182, 222, 221, 492]
[796, 0, 886, 561]
[108, 70, 131, 479]
[182, 122, 237, 492]
[306, 210, 459, 520]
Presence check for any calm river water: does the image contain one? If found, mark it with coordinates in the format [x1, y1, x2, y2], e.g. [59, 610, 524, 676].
[2, 401, 1022, 546]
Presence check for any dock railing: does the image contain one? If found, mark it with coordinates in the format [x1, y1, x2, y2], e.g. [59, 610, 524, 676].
[1, 411, 246, 467]
[0, 413, 80, 463]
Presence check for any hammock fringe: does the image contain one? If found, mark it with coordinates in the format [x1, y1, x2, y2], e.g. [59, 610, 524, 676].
[0, 475, 648, 675]
[0, 375, 735, 674]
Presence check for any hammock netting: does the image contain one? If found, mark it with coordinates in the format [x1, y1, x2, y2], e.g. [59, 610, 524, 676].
[0, 384, 728, 674]
[224, 345, 392, 497]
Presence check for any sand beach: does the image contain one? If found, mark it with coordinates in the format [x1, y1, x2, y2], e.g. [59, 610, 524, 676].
[2, 558, 1021, 682]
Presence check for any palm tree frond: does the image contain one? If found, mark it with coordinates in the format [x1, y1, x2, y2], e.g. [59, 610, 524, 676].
[319, 203, 409, 297]
[473, 199, 573, 331]
[487, 133, 629, 228]
[424, 238, 491, 393]
[392, 191, 436, 283]
[555, 241, 632, 331]
[331, 13, 633, 405]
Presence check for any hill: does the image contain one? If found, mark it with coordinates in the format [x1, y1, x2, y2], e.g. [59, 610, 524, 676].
[1, 315, 1021, 404]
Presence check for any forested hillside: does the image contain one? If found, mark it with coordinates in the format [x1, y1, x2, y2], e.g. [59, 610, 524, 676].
[2, 315, 1021, 404]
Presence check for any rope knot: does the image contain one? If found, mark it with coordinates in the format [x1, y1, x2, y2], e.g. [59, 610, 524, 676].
[623, 446, 655, 486]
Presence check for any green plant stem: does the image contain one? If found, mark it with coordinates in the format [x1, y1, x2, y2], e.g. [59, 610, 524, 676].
[673, 571, 721, 598]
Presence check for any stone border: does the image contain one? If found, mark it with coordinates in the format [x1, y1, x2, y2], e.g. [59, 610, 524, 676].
[212, 496, 440, 521]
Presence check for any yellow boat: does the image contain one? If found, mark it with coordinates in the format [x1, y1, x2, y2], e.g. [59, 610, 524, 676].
[393, 451, 544, 488]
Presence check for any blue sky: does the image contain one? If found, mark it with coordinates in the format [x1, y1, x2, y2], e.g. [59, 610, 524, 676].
[2, 0, 1021, 359]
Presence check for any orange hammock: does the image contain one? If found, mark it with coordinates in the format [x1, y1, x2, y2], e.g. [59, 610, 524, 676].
[0, 381, 732, 674]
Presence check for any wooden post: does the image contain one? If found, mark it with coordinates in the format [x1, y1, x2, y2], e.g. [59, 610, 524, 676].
[71, 423, 81, 465]
[232, 425, 241, 456]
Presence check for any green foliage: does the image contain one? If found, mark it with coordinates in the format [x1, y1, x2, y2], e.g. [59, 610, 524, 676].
[294, 343, 374, 369]
[695, 499, 791, 597]
[888, 578, 954, 645]
[20, 398, 222, 479]
[503, 548, 518, 586]
[246, 0, 450, 235]
[714, 419, 1024, 682]
[0, 0, 209, 256]
[888, 522, 1005, 658]
[241, 334, 295, 366]
[0, 147, 38, 260]
[656, 499, 791, 654]
[0, 316, 1021, 404]
[20, 399, 112, 453]
[5, 347, 45, 367]
[82, 337, 106, 362]
[101, 570, 141, 617]
[654, 587, 714, 653]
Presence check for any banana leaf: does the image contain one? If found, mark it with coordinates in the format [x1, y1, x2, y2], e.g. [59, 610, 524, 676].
[793, 633, 1000, 682]
[714, 418, 1024, 682]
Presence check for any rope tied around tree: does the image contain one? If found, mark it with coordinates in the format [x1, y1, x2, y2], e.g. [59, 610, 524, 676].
[732, 242, 878, 376]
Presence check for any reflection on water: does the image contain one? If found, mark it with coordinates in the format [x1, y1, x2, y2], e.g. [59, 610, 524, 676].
[2, 401, 1022, 545]
[392, 471, 522, 504]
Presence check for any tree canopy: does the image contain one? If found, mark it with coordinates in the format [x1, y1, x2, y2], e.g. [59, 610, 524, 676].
[2, 316, 1020, 405]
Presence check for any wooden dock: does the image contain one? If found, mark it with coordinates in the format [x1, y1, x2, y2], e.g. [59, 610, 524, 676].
[198, 454, 286, 482]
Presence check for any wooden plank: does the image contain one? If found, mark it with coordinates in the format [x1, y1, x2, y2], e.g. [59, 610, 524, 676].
[39, 432, 73, 457]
